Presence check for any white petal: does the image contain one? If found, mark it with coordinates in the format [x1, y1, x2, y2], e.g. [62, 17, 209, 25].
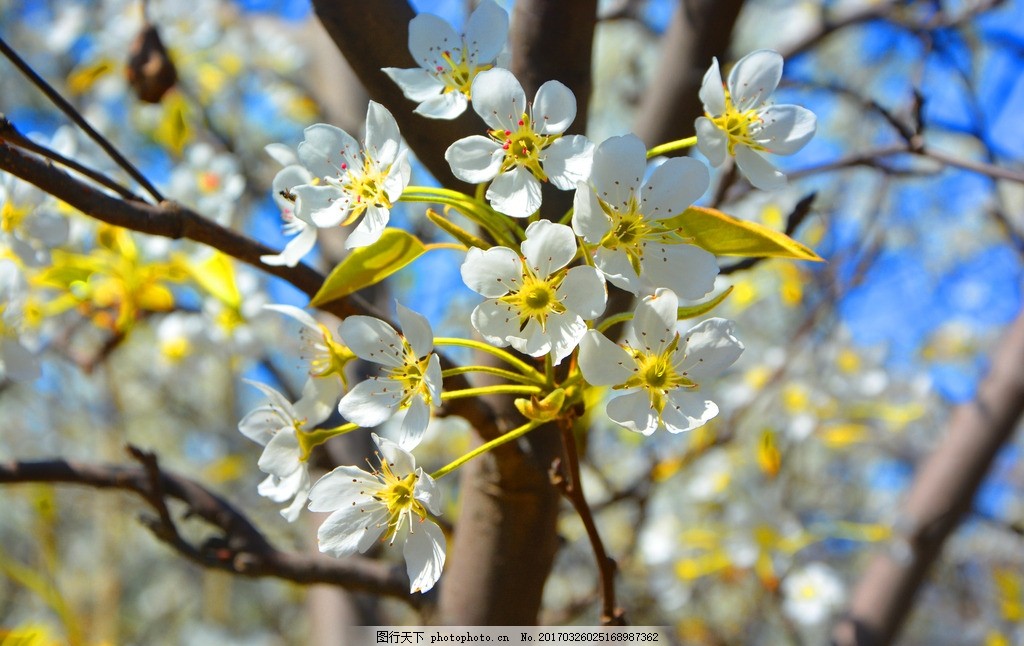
[661, 390, 719, 433]
[293, 184, 349, 228]
[338, 316, 404, 367]
[318, 504, 388, 557]
[676, 318, 744, 382]
[606, 390, 659, 435]
[546, 310, 588, 365]
[728, 49, 783, 112]
[298, 124, 359, 180]
[521, 220, 576, 277]
[396, 301, 434, 357]
[641, 156, 709, 220]
[755, 105, 816, 156]
[293, 376, 343, 426]
[558, 265, 606, 319]
[590, 134, 645, 211]
[464, 0, 509, 64]
[629, 288, 678, 353]
[415, 92, 469, 119]
[641, 243, 719, 299]
[345, 205, 390, 249]
[383, 148, 412, 203]
[257, 430, 301, 477]
[578, 330, 634, 386]
[594, 246, 641, 293]
[365, 101, 402, 164]
[414, 469, 443, 515]
[400, 396, 430, 451]
[571, 180, 609, 243]
[272, 166, 312, 211]
[699, 57, 727, 115]
[338, 378, 402, 427]
[471, 68, 527, 131]
[445, 136, 503, 184]
[243, 380, 297, 419]
[735, 145, 786, 190]
[487, 167, 542, 218]
[461, 246, 522, 298]
[542, 135, 594, 190]
[408, 12, 460, 71]
[507, 316, 551, 357]
[238, 405, 285, 446]
[308, 466, 380, 512]
[695, 117, 728, 167]
[469, 300, 518, 347]
[532, 80, 576, 134]
[258, 471, 299, 503]
[263, 303, 320, 332]
[383, 67, 445, 102]
[278, 479, 310, 522]
[424, 353, 442, 404]
[260, 225, 317, 267]
[374, 433, 418, 475]
[404, 520, 446, 593]
[265, 142, 297, 166]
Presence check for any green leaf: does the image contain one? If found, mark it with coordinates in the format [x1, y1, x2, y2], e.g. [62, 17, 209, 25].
[677, 286, 733, 320]
[664, 206, 822, 261]
[310, 229, 427, 307]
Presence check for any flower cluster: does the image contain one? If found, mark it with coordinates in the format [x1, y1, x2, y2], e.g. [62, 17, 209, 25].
[242, 0, 819, 597]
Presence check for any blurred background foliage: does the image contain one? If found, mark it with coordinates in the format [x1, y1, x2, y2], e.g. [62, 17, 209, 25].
[1, 0, 1023, 644]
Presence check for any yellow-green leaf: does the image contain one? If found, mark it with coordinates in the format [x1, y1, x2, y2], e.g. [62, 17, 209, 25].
[677, 286, 733, 320]
[311, 229, 427, 307]
[664, 206, 822, 261]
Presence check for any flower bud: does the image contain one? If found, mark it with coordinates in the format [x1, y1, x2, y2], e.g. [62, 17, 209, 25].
[126, 24, 177, 103]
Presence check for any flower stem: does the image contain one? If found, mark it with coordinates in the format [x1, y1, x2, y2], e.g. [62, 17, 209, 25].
[647, 135, 698, 159]
[401, 186, 518, 247]
[431, 419, 544, 479]
[441, 364, 546, 385]
[440, 384, 543, 401]
[596, 311, 633, 334]
[434, 337, 541, 377]
[298, 422, 360, 461]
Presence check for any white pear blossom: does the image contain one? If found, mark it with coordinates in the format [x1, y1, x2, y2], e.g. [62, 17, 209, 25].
[238, 379, 333, 521]
[260, 144, 318, 267]
[695, 50, 816, 190]
[445, 68, 593, 217]
[781, 562, 846, 625]
[0, 259, 40, 382]
[337, 303, 442, 451]
[263, 304, 354, 395]
[292, 102, 411, 249]
[382, 0, 508, 119]
[308, 433, 445, 594]
[1, 169, 69, 268]
[579, 288, 742, 435]
[461, 220, 606, 365]
[573, 134, 718, 298]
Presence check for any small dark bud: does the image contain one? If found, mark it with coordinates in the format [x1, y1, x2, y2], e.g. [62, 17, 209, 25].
[126, 23, 177, 103]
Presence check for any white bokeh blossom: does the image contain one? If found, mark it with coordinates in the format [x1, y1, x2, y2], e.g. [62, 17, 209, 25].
[579, 288, 743, 435]
[573, 134, 718, 298]
[781, 562, 846, 625]
[695, 49, 816, 190]
[382, 0, 508, 119]
[336, 303, 442, 451]
[445, 68, 593, 217]
[461, 220, 606, 364]
[0, 259, 40, 382]
[308, 433, 445, 594]
[292, 102, 411, 249]
[238, 379, 334, 521]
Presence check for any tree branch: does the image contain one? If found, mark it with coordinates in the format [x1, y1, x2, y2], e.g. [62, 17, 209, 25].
[0, 448, 415, 602]
[832, 306, 1024, 645]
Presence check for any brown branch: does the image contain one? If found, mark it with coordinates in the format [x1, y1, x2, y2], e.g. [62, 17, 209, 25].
[832, 306, 1024, 646]
[631, 0, 745, 148]
[0, 449, 414, 602]
[552, 425, 625, 626]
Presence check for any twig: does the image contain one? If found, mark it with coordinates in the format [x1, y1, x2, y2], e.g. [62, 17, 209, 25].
[0, 35, 164, 202]
[0, 449, 416, 602]
[551, 424, 625, 626]
[0, 116, 141, 202]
